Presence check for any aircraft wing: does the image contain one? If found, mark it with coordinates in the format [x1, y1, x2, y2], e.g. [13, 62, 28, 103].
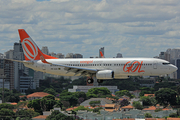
[38, 50, 99, 76]
[50, 62, 98, 76]
[4, 59, 34, 65]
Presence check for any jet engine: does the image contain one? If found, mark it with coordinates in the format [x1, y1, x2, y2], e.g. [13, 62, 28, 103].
[96, 70, 114, 79]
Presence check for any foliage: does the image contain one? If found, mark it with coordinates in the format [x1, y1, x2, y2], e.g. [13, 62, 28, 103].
[5, 93, 20, 103]
[93, 107, 103, 113]
[139, 87, 155, 97]
[16, 101, 29, 109]
[99, 79, 140, 91]
[43, 88, 57, 96]
[0, 88, 21, 103]
[46, 110, 75, 120]
[155, 88, 177, 106]
[78, 97, 84, 104]
[89, 100, 100, 104]
[169, 113, 178, 117]
[89, 100, 101, 107]
[154, 82, 177, 91]
[59, 91, 87, 107]
[140, 96, 156, 106]
[0, 108, 15, 120]
[86, 87, 111, 99]
[119, 99, 130, 107]
[27, 99, 42, 114]
[16, 109, 40, 119]
[144, 113, 152, 118]
[133, 101, 143, 110]
[61, 101, 70, 109]
[0, 103, 14, 109]
[41, 95, 56, 111]
[155, 108, 162, 112]
[115, 90, 134, 98]
[73, 105, 92, 112]
[55, 100, 63, 108]
[28, 95, 57, 114]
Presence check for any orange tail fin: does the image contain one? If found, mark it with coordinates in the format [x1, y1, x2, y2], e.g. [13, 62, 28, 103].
[100, 51, 105, 58]
[18, 29, 58, 61]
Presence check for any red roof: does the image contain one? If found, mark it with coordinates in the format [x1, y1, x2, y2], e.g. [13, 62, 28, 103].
[162, 108, 170, 111]
[167, 118, 180, 120]
[143, 106, 156, 111]
[10, 102, 17, 105]
[144, 94, 155, 97]
[26, 92, 50, 98]
[121, 105, 134, 109]
[32, 115, 48, 119]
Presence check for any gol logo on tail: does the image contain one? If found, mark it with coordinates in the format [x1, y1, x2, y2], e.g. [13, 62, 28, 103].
[123, 61, 145, 73]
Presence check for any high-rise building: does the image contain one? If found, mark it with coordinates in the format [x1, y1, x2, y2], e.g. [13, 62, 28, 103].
[116, 53, 123, 58]
[19, 76, 34, 94]
[99, 47, 104, 58]
[0, 59, 14, 90]
[41, 46, 49, 55]
[13, 42, 25, 90]
[4, 50, 14, 59]
[159, 52, 170, 62]
[0, 53, 4, 59]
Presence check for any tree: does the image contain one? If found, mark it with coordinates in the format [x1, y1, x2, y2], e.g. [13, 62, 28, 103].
[139, 87, 155, 97]
[0, 108, 15, 120]
[155, 88, 177, 106]
[61, 101, 70, 109]
[40, 95, 56, 111]
[144, 113, 152, 118]
[46, 110, 75, 120]
[140, 96, 156, 106]
[0, 103, 14, 110]
[133, 101, 143, 110]
[27, 99, 42, 114]
[119, 99, 130, 107]
[5, 92, 20, 103]
[86, 87, 111, 99]
[55, 100, 63, 109]
[115, 90, 134, 98]
[169, 113, 178, 117]
[16, 109, 40, 119]
[74, 91, 87, 100]
[43, 88, 57, 96]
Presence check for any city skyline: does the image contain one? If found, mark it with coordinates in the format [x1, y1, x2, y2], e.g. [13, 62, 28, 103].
[1, 0, 180, 58]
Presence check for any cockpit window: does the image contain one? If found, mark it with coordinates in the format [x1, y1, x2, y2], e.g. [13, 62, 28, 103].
[162, 63, 170, 65]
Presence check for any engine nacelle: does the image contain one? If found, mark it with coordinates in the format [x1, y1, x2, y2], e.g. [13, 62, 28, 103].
[96, 70, 114, 79]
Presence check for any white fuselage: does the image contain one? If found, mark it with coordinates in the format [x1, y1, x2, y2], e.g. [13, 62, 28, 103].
[24, 58, 177, 78]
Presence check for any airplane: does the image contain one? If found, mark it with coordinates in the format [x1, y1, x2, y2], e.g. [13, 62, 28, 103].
[10, 29, 178, 84]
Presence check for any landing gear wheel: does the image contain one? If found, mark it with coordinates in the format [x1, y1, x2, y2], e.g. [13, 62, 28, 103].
[87, 78, 94, 84]
[97, 79, 103, 83]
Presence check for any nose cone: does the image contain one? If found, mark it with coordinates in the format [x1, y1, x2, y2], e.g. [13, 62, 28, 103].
[172, 65, 178, 72]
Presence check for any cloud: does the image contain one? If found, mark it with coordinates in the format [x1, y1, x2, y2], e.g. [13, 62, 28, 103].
[0, 0, 180, 58]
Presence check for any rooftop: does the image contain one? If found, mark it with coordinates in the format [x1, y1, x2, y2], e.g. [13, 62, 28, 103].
[32, 115, 48, 119]
[144, 94, 155, 97]
[143, 106, 156, 111]
[121, 105, 134, 109]
[26, 92, 50, 98]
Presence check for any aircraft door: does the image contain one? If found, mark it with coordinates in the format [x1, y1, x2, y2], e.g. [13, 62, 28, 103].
[153, 62, 157, 69]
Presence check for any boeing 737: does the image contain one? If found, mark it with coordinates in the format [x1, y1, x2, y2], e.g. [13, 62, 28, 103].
[10, 29, 178, 83]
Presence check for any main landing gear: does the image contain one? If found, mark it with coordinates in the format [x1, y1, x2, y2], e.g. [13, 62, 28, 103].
[87, 78, 103, 84]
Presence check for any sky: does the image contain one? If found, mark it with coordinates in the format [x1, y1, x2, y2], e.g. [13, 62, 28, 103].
[1, 0, 180, 58]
